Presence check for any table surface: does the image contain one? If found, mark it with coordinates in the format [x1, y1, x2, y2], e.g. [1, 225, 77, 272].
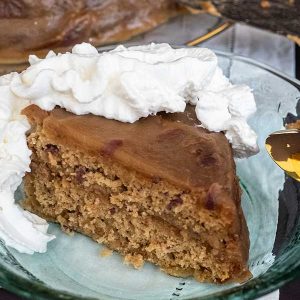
[0, 22, 299, 300]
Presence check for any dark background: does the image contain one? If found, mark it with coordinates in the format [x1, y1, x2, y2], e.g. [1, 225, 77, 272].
[279, 44, 300, 300]
[0, 45, 299, 300]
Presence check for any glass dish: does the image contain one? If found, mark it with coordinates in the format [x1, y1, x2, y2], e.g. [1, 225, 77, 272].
[0, 49, 300, 300]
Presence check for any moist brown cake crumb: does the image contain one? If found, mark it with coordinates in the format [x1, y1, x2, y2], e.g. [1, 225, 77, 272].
[100, 247, 113, 257]
[22, 105, 250, 283]
[124, 254, 145, 269]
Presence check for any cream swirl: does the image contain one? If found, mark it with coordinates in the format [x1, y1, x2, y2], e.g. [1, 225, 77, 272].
[0, 74, 54, 254]
[11, 43, 258, 157]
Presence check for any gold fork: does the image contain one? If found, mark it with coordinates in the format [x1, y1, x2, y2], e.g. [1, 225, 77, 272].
[185, 20, 233, 46]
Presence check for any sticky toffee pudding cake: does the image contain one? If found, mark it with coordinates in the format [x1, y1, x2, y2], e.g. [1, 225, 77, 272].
[22, 104, 251, 283]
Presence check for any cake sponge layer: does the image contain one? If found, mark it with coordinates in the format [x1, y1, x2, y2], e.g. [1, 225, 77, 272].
[22, 105, 250, 283]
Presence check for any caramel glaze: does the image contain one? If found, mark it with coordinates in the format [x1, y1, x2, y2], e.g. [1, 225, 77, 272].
[23, 105, 236, 194]
[0, 0, 185, 63]
[22, 104, 251, 279]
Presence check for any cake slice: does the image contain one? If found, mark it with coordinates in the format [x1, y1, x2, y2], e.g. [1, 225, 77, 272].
[22, 104, 250, 283]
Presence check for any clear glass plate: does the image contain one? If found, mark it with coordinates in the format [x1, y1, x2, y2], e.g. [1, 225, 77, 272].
[1, 50, 300, 300]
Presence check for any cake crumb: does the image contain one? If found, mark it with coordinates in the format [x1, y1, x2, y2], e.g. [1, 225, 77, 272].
[124, 254, 144, 269]
[61, 226, 74, 236]
[100, 247, 113, 257]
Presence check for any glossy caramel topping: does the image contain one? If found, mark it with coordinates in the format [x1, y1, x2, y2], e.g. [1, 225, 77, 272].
[23, 105, 236, 193]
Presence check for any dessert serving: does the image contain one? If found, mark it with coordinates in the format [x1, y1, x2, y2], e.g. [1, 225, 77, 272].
[0, 43, 259, 283]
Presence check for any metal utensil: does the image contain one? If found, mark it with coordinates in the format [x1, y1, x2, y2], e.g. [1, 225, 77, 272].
[266, 129, 300, 181]
[186, 20, 233, 46]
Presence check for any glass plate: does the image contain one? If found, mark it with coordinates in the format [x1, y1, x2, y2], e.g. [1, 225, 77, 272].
[1, 49, 300, 300]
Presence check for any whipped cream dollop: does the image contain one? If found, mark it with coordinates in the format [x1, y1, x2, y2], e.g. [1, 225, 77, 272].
[0, 43, 258, 254]
[12, 42, 258, 158]
[0, 73, 54, 254]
